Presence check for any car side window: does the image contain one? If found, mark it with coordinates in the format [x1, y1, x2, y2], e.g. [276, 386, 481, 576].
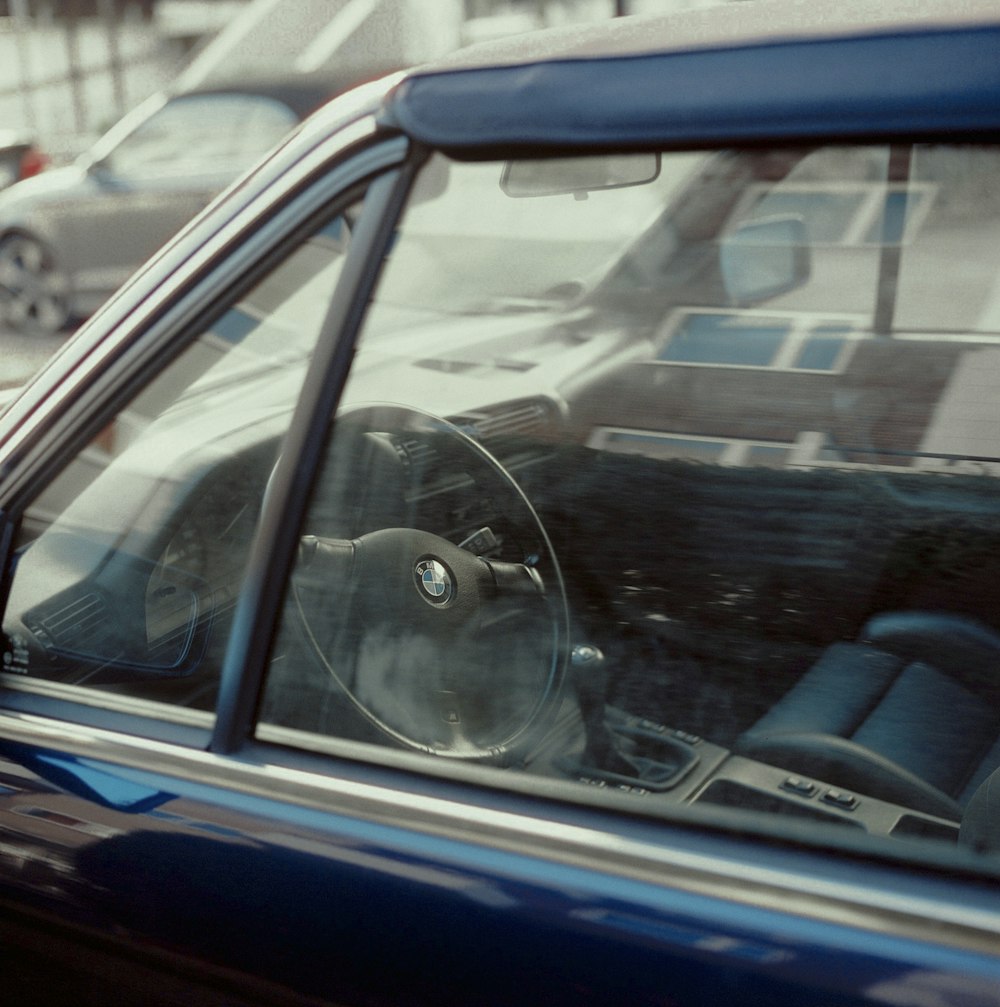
[0, 200, 359, 719]
[260, 145, 1000, 863]
[104, 94, 299, 181]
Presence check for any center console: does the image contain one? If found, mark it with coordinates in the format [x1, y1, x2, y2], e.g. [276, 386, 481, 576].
[560, 701, 960, 843]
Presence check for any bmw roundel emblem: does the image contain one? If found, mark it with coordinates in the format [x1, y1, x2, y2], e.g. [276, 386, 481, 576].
[414, 558, 454, 606]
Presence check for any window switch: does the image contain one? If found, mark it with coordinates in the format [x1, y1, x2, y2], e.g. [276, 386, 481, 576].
[781, 775, 817, 798]
[821, 788, 859, 811]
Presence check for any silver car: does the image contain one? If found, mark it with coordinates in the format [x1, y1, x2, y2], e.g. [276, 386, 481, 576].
[0, 78, 352, 334]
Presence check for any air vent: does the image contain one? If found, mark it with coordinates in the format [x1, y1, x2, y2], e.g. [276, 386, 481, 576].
[452, 398, 555, 445]
[27, 591, 109, 651]
[393, 436, 437, 469]
[390, 399, 557, 475]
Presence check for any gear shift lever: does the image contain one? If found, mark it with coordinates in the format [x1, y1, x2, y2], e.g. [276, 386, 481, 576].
[570, 643, 635, 776]
[567, 642, 700, 790]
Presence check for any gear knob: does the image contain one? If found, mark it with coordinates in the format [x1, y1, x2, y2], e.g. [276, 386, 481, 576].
[570, 643, 620, 769]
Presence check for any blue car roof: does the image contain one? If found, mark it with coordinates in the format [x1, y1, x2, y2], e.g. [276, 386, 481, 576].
[380, 0, 1000, 154]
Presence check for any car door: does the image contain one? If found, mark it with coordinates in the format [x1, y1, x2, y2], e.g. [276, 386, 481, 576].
[0, 123, 999, 1007]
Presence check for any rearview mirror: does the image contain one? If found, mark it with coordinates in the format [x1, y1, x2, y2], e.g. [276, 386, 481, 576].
[720, 214, 811, 306]
[501, 153, 661, 198]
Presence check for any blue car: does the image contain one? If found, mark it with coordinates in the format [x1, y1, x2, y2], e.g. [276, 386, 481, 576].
[1, 2, 999, 1004]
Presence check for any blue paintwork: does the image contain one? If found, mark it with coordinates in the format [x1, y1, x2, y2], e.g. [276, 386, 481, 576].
[385, 23, 1000, 150]
[3, 743, 997, 1005]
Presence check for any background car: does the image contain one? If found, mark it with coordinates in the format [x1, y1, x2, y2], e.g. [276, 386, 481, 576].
[0, 2, 999, 1005]
[0, 70, 393, 335]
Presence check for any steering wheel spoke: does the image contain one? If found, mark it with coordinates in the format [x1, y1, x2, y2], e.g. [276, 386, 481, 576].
[482, 559, 545, 597]
[295, 534, 356, 588]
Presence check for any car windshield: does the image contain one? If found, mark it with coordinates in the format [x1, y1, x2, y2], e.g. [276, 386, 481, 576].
[367, 147, 1000, 341]
[365, 153, 704, 326]
[98, 93, 300, 181]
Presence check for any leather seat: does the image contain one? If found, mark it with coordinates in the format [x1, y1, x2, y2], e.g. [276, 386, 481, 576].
[961, 766, 1000, 852]
[735, 611, 1000, 822]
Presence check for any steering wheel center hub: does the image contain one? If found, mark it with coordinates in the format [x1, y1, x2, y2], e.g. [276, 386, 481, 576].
[414, 557, 454, 606]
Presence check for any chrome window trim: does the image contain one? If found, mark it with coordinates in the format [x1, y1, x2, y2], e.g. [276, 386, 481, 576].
[1, 709, 998, 959]
[0, 674, 215, 733]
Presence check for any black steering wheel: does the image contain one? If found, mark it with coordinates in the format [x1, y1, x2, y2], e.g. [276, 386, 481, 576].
[289, 405, 570, 761]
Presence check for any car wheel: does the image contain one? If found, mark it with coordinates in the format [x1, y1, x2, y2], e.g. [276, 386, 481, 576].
[0, 232, 72, 334]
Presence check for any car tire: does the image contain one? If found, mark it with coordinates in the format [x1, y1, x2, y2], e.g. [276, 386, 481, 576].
[0, 232, 72, 335]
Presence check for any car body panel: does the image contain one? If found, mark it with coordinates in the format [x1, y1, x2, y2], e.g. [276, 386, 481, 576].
[0, 162, 216, 315]
[0, 710, 998, 1006]
[0, 4, 998, 1006]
